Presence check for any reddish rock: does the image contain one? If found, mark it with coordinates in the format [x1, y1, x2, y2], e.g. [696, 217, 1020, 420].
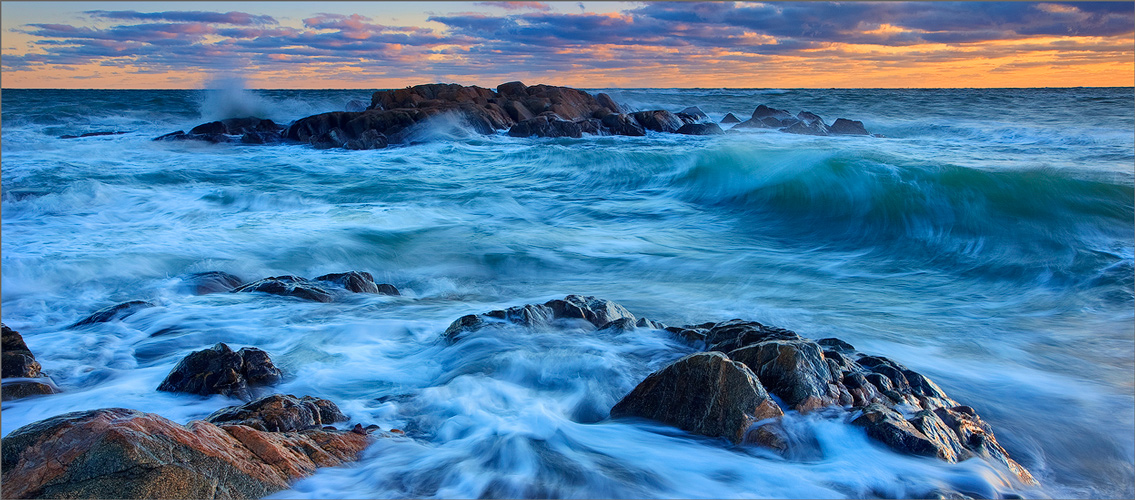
[2, 324, 41, 379]
[0, 407, 370, 499]
[206, 394, 348, 432]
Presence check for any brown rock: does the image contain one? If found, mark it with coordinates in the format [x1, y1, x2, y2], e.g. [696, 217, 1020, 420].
[206, 394, 349, 432]
[0, 407, 370, 499]
[610, 352, 783, 444]
[2, 324, 42, 379]
[2, 379, 58, 401]
[728, 339, 841, 411]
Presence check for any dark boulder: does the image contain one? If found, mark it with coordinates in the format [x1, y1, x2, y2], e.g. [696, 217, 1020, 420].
[635, 317, 668, 330]
[156, 117, 281, 143]
[751, 104, 794, 121]
[703, 319, 801, 352]
[2, 324, 41, 378]
[729, 339, 841, 411]
[601, 113, 646, 136]
[596, 93, 623, 114]
[503, 100, 536, 122]
[314, 271, 398, 295]
[157, 343, 282, 400]
[186, 271, 244, 295]
[0, 407, 371, 499]
[720, 113, 742, 124]
[508, 115, 584, 138]
[2, 379, 58, 401]
[232, 276, 333, 303]
[730, 118, 771, 129]
[69, 300, 155, 328]
[206, 394, 348, 432]
[679, 106, 710, 121]
[830, 118, 870, 135]
[630, 110, 687, 133]
[599, 317, 637, 332]
[676, 122, 725, 135]
[610, 352, 783, 444]
[544, 295, 635, 328]
[442, 295, 635, 343]
[783, 111, 830, 136]
[345, 99, 369, 112]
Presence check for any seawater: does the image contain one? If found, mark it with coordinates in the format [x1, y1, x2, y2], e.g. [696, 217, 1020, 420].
[1, 87, 1132, 499]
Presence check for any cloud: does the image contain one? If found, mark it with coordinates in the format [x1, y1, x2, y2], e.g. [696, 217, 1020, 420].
[85, 10, 276, 25]
[3, 3, 1132, 88]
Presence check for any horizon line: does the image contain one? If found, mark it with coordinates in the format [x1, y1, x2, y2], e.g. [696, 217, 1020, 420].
[3, 86, 1133, 91]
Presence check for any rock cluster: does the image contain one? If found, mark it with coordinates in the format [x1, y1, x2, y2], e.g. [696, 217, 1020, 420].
[0, 397, 373, 499]
[154, 82, 875, 148]
[232, 272, 399, 302]
[1, 323, 57, 401]
[439, 296, 1035, 485]
[157, 342, 283, 400]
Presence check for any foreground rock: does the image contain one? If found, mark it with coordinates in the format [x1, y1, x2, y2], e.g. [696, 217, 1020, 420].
[0, 400, 371, 499]
[437, 296, 1035, 484]
[2, 323, 58, 401]
[610, 352, 783, 445]
[157, 343, 282, 400]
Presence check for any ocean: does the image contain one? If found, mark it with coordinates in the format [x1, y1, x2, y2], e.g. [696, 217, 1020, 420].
[1, 87, 1132, 498]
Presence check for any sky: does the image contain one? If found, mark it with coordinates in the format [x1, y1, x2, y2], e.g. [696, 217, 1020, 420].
[1, 1, 1132, 89]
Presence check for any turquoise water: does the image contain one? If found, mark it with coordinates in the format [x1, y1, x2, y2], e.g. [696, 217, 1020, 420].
[2, 87, 1132, 498]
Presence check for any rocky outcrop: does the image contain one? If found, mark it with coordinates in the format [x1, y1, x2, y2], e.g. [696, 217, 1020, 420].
[2, 324, 58, 402]
[314, 271, 399, 295]
[233, 276, 334, 303]
[69, 300, 155, 328]
[0, 403, 372, 499]
[205, 394, 348, 432]
[185, 271, 245, 295]
[442, 294, 635, 343]
[155, 117, 284, 144]
[157, 343, 282, 400]
[630, 110, 690, 133]
[610, 352, 783, 444]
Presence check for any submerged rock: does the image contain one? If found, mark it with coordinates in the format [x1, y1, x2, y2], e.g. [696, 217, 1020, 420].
[155, 117, 283, 144]
[0, 406, 370, 499]
[610, 352, 784, 444]
[157, 343, 282, 400]
[69, 300, 155, 328]
[206, 394, 348, 432]
[442, 294, 636, 343]
[59, 131, 127, 139]
[186, 271, 245, 295]
[314, 271, 399, 295]
[233, 276, 334, 302]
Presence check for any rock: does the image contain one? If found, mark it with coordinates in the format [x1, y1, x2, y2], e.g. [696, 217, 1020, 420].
[596, 93, 623, 114]
[675, 122, 725, 135]
[345, 99, 369, 112]
[703, 319, 801, 352]
[601, 113, 646, 136]
[720, 113, 741, 124]
[157, 343, 282, 400]
[830, 118, 870, 135]
[2, 379, 58, 401]
[69, 300, 155, 328]
[599, 317, 637, 332]
[343, 129, 388, 150]
[728, 339, 841, 411]
[313, 271, 395, 294]
[232, 276, 334, 303]
[206, 394, 348, 432]
[59, 131, 126, 139]
[679, 106, 710, 121]
[442, 295, 636, 343]
[817, 337, 856, 352]
[156, 117, 281, 143]
[751, 104, 794, 121]
[2, 324, 42, 378]
[730, 118, 771, 129]
[508, 115, 584, 138]
[630, 110, 687, 133]
[635, 318, 668, 330]
[240, 131, 283, 144]
[186, 271, 244, 295]
[0, 407, 370, 499]
[782, 111, 830, 136]
[503, 100, 536, 122]
[610, 352, 783, 444]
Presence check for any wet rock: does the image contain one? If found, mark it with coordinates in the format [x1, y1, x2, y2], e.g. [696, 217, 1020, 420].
[345, 99, 369, 112]
[442, 314, 490, 343]
[442, 295, 636, 343]
[599, 317, 637, 332]
[751, 104, 794, 121]
[679, 106, 710, 121]
[240, 131, 283, 144]
[0, 407, 370, 499]
[314, 271, 398, 295]
[544, 295, 635, 328]
[156, 117, 282, 143]
[676, 122, 725, 135]
[343, 129, 388, 150]
[783, 111, 830, 136]
[596, 93, 623, 114]
[157, 343, 282, 400]
[830, 118, 870, 135]
[485, 303, 555, 327]
[635, 317, 668, 330]
[817, 337, 855, 352]
[610, 352, 783, 444]
[503, 100, 536, 122]
[2, 379, 58, 401]
[206, 394, 348, 432]
[630, 110, 688, 133]
[69, 300, 155, 328]
[601, 113, 646, 136]
[720, 113, 741, 124]
[2, 323, 42, 378]
[233, 276, 334, 303]
[508, 115, 584, 138]
[703, 319, 802, 352]
[728, 339, 841, 411]
[59, 131, 127, 139]
[186, 271, 244, 295]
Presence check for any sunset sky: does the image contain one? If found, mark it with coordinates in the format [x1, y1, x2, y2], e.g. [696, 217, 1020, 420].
[2, 1, 1132, 89]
